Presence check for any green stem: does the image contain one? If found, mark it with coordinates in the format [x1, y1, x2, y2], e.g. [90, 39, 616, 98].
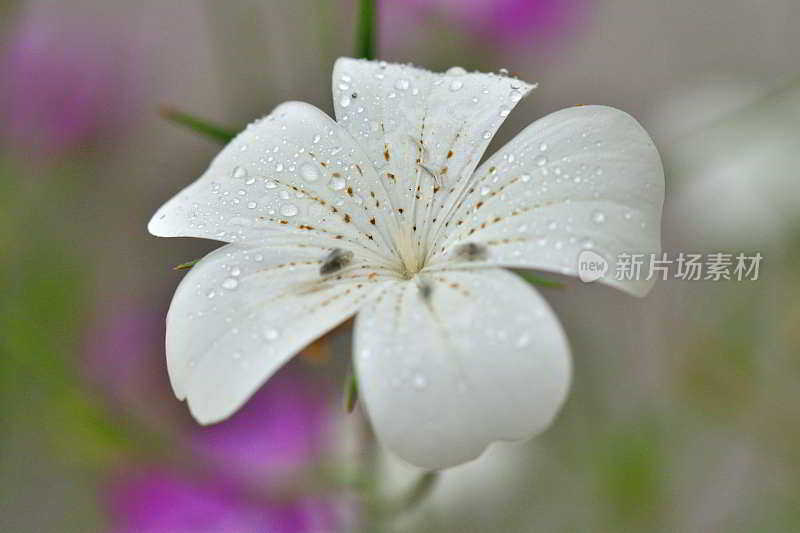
[356, 0, 377, 60]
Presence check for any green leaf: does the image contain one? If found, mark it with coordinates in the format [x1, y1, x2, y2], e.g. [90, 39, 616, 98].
[159, 106, 236, 144]
[356, 0, 377, 60]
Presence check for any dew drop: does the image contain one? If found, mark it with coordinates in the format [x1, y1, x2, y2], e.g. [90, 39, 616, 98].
[222, 277, 239, 290]
[329, 176, 346, 191]
[539, 142, 548, 152]
[264, 328, 279, 340]
[591, 210, 606, 224]
[280, 204, 299, 217]
[300, 163, 320, 182]
[395, 78, 410, 91]
[516, 333, 531, 348]
[232, 166, 247, 179]
[446, 66, 466, 76]
[449, 80, 463, 92]
[480, 186, 491, 196]
[534, 155, 548, 167]
[340, 95, 351, 107]
[413, 374, 428, 389]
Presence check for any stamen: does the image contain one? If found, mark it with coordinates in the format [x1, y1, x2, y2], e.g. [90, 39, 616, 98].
[451, 242, 488, 262]
[320, 248, 355, 275]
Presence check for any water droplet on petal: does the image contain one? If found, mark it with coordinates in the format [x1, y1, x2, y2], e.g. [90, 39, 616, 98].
[232, 166, 247, 179]
[340, 95, 351, 107]
[222, 278, 239, 290]
[449, 80, 463, 92]
[516, 333, 531, 348]
[446, 66, 466, 76]
[280, 204, 299, 217]
[300, 163, 320, 182]
[395, 78, 410, 91]
[591, 210, 606, 224]
[264, 327, 279, 341]
[413, 374, 427, 389]
[329, 176, 346, 191]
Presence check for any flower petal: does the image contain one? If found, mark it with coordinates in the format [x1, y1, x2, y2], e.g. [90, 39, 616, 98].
[166, 242, 393, 423]
[148, 101, 398, 261]
[429, 105, 664, 296]
[354, 269, 571, 469]
[332, 58, 534, 250]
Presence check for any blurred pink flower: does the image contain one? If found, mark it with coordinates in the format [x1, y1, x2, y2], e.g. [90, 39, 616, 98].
[85, 301, 336, 482]
[190, 363, 333, 484]
[108, 469, 352, 533]
[380, 0, 586, 49]
[83, 304, 170, 412]
[0, 2, 142, 155]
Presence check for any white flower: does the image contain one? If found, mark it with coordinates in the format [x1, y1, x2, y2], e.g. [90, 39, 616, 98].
[148, 58, 664, 470]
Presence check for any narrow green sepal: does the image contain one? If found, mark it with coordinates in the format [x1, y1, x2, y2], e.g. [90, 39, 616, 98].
[173, 259, 200, 271]
[517, 270, 565, 288]
[398, 472, 439, 513]
[345, 372, 359, 413]
[159, 106, 236, 144]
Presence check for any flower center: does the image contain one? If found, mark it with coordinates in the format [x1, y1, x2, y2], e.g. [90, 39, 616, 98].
[393, 227, 424, 278]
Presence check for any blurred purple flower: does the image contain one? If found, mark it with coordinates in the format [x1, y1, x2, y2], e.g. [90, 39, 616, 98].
[380, 0, 586, 49]
[83, 303, 169, 412]
[0, 3, 142, 155]
[84, 300, 335, 483]
[190, 362, 333, 484]
[108, 469, 352, 533]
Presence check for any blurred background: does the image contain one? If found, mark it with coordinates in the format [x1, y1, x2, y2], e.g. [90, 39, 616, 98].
[1, 0, 798, 531]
